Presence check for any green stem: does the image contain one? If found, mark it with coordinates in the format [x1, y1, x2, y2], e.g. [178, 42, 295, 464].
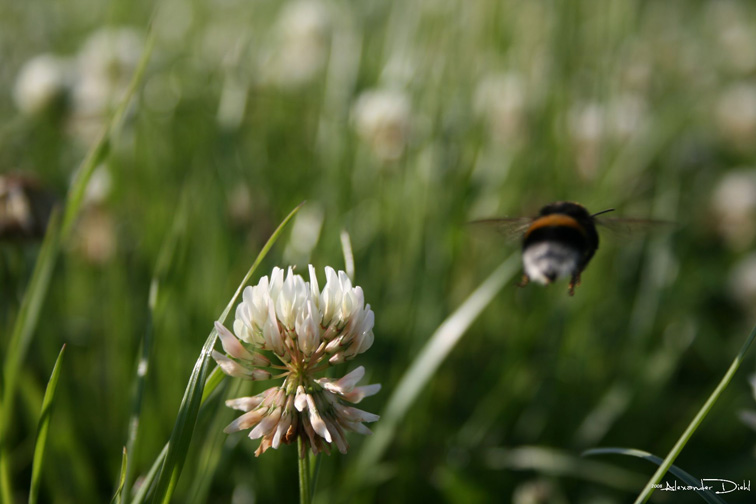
[634, 323, 756, 503]
[298, 439, 311, 504]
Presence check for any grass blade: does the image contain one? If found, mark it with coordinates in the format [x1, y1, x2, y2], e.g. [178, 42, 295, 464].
[130, 444, 168, 504]
[632, 323, 756, 503]
[60, 31, 155, 241]
[352, 254, 520, 484]
[122, 193, 188, 503]
[28, 344, 66, 504]
[0, 26, 155, 503]
[0, 209, 62, 503]
[149, 201, 304, 504]
[584, 448, 728, 504]
[110, 448, 128, 504]
[486, 445, 645, 492]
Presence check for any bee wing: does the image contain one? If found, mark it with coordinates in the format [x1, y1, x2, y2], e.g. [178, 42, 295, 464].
[469, 217, 533, 242]
[595, 217, 676, 237]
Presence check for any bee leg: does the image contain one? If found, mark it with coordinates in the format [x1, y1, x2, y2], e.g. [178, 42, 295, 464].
[568, 273, 582, 296]
[517, 274, 530, 288]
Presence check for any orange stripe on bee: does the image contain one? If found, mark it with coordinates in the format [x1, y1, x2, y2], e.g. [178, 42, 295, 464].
[524, 214, 586, 239]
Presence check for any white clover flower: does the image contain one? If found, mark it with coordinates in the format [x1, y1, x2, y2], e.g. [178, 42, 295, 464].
[711, 169, 756, 250]
[213, 265, 379, 457]
[473, 72, 527, 145]
[13, 54, 72, 116]
[728, 253, 756, 314]
[260, 0, 331, 89]
[70, 27, 144, 142]
[568, 101, 605, 179]
[715, 83, 756, 151]
[352, 88, 412, 162]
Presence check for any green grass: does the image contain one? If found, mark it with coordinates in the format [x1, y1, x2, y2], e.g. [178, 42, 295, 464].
[3, 0, 756, 502]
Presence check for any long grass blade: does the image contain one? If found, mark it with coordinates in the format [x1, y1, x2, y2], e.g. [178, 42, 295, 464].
[0, 209, 62, 503]
[353, 254, 519, 484]
[110, 448, 129, 504]
[632, 322, 756, 503]
[0, 25, 156, 503]
[28, 344, 66, 504]
[122, 193, 189, 502]
[149, 201, 304, 504]
[584, 447, 727, 504]
[486, 445, 645, 492]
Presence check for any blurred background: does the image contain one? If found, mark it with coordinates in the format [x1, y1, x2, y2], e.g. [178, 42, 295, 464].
[3, 0, 756, 502]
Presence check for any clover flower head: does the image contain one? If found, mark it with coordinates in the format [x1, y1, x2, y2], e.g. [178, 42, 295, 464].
[213, 266, 379, 457]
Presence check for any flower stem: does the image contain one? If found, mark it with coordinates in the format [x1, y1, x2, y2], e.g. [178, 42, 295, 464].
[298, 438, 311, 504]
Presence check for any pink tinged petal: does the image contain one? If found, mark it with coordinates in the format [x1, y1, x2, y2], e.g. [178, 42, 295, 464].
[224, 409, 265, 433]
[272, 414, 292, 449]
[212, 351, 269, 380]
[324, 334, 344, 354]
[328, 421, 349, 454]
[328, 366, 365, 394]
[343, 383, 382, 403]
[322, 324, 340, 343]
[337, 405, 380, 423]
[294, 385, 308, 412]
[342, 338, 362, 360]
[249, 406, 282, 440]
[225, 396, 265, 411]
[306, 394, 332, 443]
[342, 420, 373, 436]
[328, 353, 345, 365]
[215, 322, 257, 361]
[302, 415, 320, 452]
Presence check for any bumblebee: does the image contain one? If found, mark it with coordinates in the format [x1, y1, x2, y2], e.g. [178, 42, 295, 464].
[473, 201, 654, 296]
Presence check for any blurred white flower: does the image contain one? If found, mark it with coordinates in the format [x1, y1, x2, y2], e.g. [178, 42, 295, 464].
[260, 0, 331, 89]
[568, 101, 604, 179]
[607, 93, 648, 142]
[728, 254, 756, 315]
[473, 72, 527, 146]
[715, 83, 756, 151]
[352, 88, 411, 162]
[72, 207, 117, 265]
[711, 170, 756, 250]
[70, 27, 144, 142]
[13, 54, 72, 116]
[709, 1, 756, 75]
[214, 266, 380, 457]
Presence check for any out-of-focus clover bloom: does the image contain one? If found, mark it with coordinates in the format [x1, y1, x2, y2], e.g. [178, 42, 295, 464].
[352, 88, 411, 162]
[13, 54, 72, 116]
[473, 72, 527, 146]
[70, 27, 144, 142]
[711, 169, 756, 251]
[260, 0, 331, 89]
[715, 83, 756, 152]
[213, 266, 380, 457]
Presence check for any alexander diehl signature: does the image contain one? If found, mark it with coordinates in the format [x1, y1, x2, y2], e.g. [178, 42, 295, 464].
[655, 479, 751, 494]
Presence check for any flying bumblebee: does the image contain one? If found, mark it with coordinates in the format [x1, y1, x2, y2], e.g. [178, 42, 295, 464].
[473, 201, 664, 296]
